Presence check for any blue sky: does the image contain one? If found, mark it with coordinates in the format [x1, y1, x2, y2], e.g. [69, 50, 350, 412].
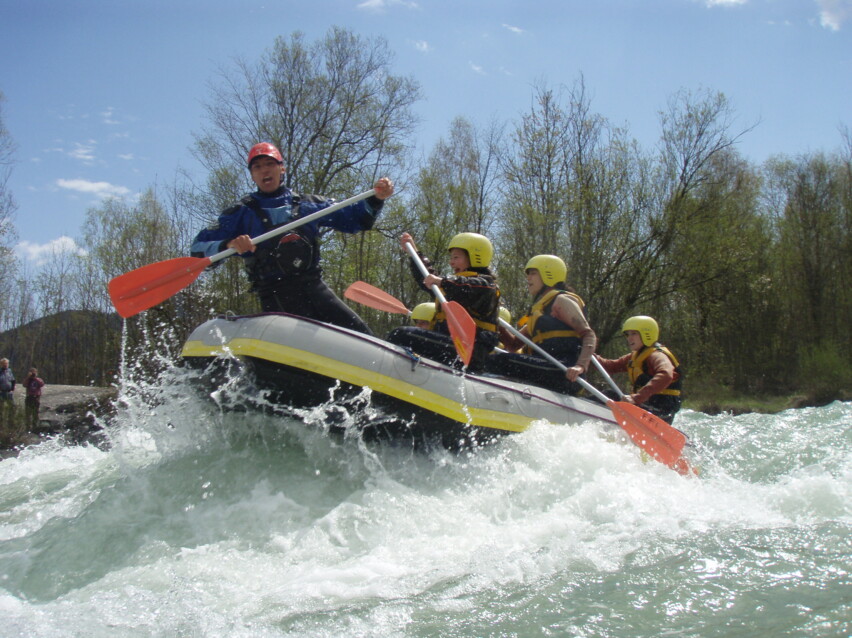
[2, 0, 850, 266]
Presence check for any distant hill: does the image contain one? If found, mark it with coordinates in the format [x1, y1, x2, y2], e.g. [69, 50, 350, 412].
[0, 310, 122, 386]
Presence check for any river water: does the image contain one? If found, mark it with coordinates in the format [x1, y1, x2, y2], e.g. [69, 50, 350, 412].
[0, 359, 849, 637]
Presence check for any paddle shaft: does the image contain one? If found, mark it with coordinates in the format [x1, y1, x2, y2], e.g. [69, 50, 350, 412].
[591, 356, 628, 400]
[404, 242, 449, 305]
[403, 242, 477, 367]
[207, 188, 375, 266]
[497, 317, 610, 403]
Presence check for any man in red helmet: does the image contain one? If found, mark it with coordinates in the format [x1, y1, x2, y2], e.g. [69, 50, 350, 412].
[191, 142, 394, 334]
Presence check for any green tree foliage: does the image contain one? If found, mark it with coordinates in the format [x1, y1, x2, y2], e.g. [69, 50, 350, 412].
[763, 148, 852, 394]
[660, 152, 777, 392]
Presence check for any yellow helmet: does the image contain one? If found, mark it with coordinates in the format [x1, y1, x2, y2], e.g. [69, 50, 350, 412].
[524, 255, 567, 288]
[622, 315, 659, 347]
[448, 232, 493, 268]
[498, 306, 512, 324]
[410, 302, 436, 322]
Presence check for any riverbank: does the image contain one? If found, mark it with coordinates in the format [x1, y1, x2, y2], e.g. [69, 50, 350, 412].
[0, 384, 117, 457]
[683, 387, 850, 416]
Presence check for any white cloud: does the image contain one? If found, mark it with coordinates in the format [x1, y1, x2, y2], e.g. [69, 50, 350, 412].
[469, 61, 485, 75]
[704, 0, 850, 29]
[502, 23, 525, 34]
[69, 141, 97, 162]
[412, 39, 430, 53]
[101, 106, 120, 125]
[15, 236, 87, 266]
[56, 178, 130, 199]
[357, 0, 418, 11]
[816, 0, 852, 30]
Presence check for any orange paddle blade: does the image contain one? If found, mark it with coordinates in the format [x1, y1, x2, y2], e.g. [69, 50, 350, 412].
[344, 281, 410, 315]
[608, 400, 694, 474]
[443, 300, 476, 367]
[108, 256, 211, 318]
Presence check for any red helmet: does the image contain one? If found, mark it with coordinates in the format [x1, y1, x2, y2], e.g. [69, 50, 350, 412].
[247, 142, 283, 167]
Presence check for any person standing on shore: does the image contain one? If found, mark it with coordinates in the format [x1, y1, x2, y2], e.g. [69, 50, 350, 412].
[0, 358, 15, 439]
[23, 368, 45, 430]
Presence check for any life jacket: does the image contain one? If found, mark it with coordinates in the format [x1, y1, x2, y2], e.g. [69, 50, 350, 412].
[523, 289, 584, 359]
[433, 270, 500, 334]
[627, 344, 683, 396]
[240, 194, 319, 284]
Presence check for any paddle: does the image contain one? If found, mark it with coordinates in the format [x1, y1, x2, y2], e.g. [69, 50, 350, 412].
[344, 281, 410, 316]
[497, 317, 695, 475]
[591, 356, 629, 399]
[108, 189, 376, 318]
[403, 242, 477, 367]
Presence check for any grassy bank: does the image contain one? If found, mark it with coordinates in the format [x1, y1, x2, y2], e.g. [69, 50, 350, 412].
[683, 393, 795, 416]
[682, 381, 849, 416]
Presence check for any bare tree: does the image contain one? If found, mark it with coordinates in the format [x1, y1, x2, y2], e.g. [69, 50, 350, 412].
[0, 92, 20, 328]
[180, 28, 422, 319]
[381, 116, 507, 313]
[192, 26, 421, 214]
[501, 82, 573, 262]
[598, 89, 757, 337]
[0, 92, 16, 240]
[34, 244, 79, 318]
[498, 79, 656, 340]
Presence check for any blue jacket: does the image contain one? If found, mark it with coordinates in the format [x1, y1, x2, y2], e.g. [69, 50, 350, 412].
[191, 187, 383, 286]
[0, 368, 15, 394]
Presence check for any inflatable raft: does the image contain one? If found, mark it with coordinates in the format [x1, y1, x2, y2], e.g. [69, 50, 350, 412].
[181, 312, 620, 448]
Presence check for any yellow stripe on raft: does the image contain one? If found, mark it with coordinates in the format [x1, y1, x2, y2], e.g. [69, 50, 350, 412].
[182, 338, 534, 433]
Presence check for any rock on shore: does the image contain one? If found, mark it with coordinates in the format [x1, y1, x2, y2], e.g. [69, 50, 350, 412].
[2, 384, 118, 456]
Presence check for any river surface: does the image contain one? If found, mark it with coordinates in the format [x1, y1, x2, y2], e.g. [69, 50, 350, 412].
[0, 359, 849, 637]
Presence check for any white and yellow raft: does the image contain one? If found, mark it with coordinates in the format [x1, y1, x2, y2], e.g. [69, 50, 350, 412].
[181, 312, 618, 448]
